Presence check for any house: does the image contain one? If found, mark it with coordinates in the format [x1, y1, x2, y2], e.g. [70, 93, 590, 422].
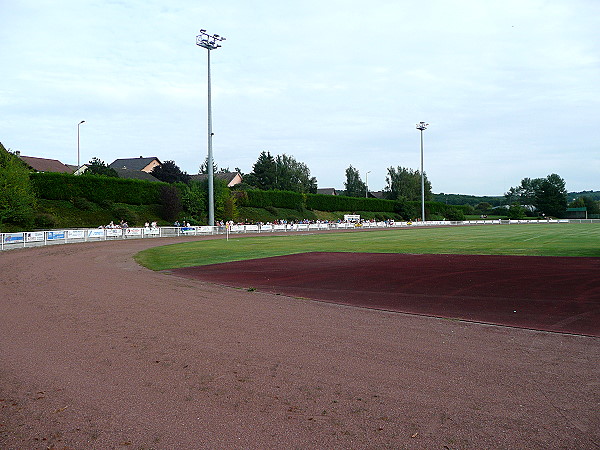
[316, 188, 338, 196]
[109, 156, 162, 173]
[189, 172, 243, 188]
[368, 191, 385, 199]
[16, 152, 73, 173]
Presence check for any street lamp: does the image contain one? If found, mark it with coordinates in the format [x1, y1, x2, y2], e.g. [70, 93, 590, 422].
[365, 170, 371, 198]
[197, 29, 225, 227]
[77, 120, 85, 169]
[416, 121, 429, 222]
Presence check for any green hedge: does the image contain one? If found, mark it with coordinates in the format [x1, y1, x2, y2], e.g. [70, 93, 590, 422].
[30, 172, 166, 205]
[305, 194, 395, 212]
[234, 190, 470, 220]
[236, 189, 305, 210]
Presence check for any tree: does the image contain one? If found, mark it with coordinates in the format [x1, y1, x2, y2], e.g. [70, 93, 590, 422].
[344, 165, 367, 197]
[504, 177, 541, 207]
[181, 180, 206, 219]
[475, 202, 493, 214]
[0, 144, 37, 227]
[383, 166, 432, 202]
[506, 173, 567, 217]
[151, 160, 190, 184]
[84, 157, 118, 177]
[159, 184, 183, 222]
[182, 178, 236, 223]
[245, 151, 276, 190]
[570, 196, 600, 215]
[535, 173, 567, 217]
[274, 154, 317, 193]
[507, 203, 526, 219]
[199, 156, 229, 174]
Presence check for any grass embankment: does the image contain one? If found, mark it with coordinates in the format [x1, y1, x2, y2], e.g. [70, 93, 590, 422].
[135, 223, 600, 271]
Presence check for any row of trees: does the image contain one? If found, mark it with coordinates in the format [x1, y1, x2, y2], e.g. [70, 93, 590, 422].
[242, 151, 318, 193]
[344, 165, 433, 202]
[504, 174, 568, 218]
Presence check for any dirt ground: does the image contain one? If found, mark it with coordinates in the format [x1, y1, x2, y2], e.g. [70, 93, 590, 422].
[1, 236, 599, 449]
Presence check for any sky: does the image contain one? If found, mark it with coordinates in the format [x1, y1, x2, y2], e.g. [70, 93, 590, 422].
[1, 0, 599, 196]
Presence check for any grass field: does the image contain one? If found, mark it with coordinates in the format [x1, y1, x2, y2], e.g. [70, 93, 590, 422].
[135, 223, 600, 271]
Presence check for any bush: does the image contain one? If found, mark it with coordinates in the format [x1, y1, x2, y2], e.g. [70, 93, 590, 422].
[33, 212, 57, 229]
[112, 205, 140, 226]
[71, 197, 95, 211]
[445, 208, 465, 221]
[394, 201, 419, 220]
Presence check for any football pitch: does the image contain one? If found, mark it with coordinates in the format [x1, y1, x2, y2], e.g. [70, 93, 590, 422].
[136, 223, 600, 271]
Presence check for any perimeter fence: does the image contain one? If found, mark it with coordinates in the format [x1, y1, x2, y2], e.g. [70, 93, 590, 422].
[1, 218, 598, 251]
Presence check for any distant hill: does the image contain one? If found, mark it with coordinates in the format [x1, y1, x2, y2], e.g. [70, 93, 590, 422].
[433, 191, 600, 206]
[567, 191, 600, 202]
[433, 193, 504, 206]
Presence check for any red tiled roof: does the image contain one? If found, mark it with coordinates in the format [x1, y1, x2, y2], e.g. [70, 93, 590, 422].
[19, 155, 73, 173]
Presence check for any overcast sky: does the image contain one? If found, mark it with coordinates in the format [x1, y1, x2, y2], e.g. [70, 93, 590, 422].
[1, 0, 598, 195]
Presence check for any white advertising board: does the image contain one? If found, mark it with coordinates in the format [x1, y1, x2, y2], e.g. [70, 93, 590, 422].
[26, 231, 45, 242]
[68, 230, 85, 239]
[87, 229, 105, 238]
[125, 228, 142, 236]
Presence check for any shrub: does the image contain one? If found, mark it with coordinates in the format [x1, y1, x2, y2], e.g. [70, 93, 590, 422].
[33, 213, 57, 229]
[445, 208, 465, 221]
[71, 197, 95, 211]
[112, 206, 140, 226]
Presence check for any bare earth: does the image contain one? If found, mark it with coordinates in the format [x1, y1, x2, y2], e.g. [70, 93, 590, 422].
[1, 236, 599, 449]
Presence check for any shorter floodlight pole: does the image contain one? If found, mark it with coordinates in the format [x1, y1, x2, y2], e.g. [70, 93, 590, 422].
[416, 121, 429, 222]
[77, 120, 85, 168]
[197, 29, 225, 227]
[365, 171, 371, 198]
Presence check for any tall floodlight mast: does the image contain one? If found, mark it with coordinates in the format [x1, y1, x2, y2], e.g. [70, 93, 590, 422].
[197, 29, 225, 226]
[416, 121, 429, 222]
[77, 120, 85, 169]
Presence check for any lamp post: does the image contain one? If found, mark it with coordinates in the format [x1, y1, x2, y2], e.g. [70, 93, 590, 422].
[197, 29, 225, 227]
[416, 121, 429, 222]
[77, 120, 85, 169]
[365, 171, 371, 198]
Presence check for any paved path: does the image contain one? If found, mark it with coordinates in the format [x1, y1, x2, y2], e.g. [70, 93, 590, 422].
[1, 237, 599, 449]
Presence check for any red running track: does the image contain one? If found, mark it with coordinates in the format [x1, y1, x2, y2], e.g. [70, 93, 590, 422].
[170, 252, 600, 337]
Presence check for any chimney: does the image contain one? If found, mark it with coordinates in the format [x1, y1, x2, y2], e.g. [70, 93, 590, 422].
[15, 150, 20, 156]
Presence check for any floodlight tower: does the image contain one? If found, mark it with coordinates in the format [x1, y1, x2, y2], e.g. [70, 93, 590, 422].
[416, 121, 429, 222]
[197, 29, 225, 227]
[365, 170, 371, 198]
